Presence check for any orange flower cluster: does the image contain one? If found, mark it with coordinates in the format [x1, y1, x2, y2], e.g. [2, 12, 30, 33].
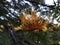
[20, 9, 49, 31]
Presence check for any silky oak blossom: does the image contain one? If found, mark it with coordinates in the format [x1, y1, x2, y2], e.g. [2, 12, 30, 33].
[20, 9, 49, 32]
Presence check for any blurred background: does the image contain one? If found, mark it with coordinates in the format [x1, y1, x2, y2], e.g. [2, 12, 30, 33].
[0, 0, 60, 45]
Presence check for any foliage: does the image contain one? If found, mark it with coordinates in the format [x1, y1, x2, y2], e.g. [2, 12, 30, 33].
[0, 0, 60, 45]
